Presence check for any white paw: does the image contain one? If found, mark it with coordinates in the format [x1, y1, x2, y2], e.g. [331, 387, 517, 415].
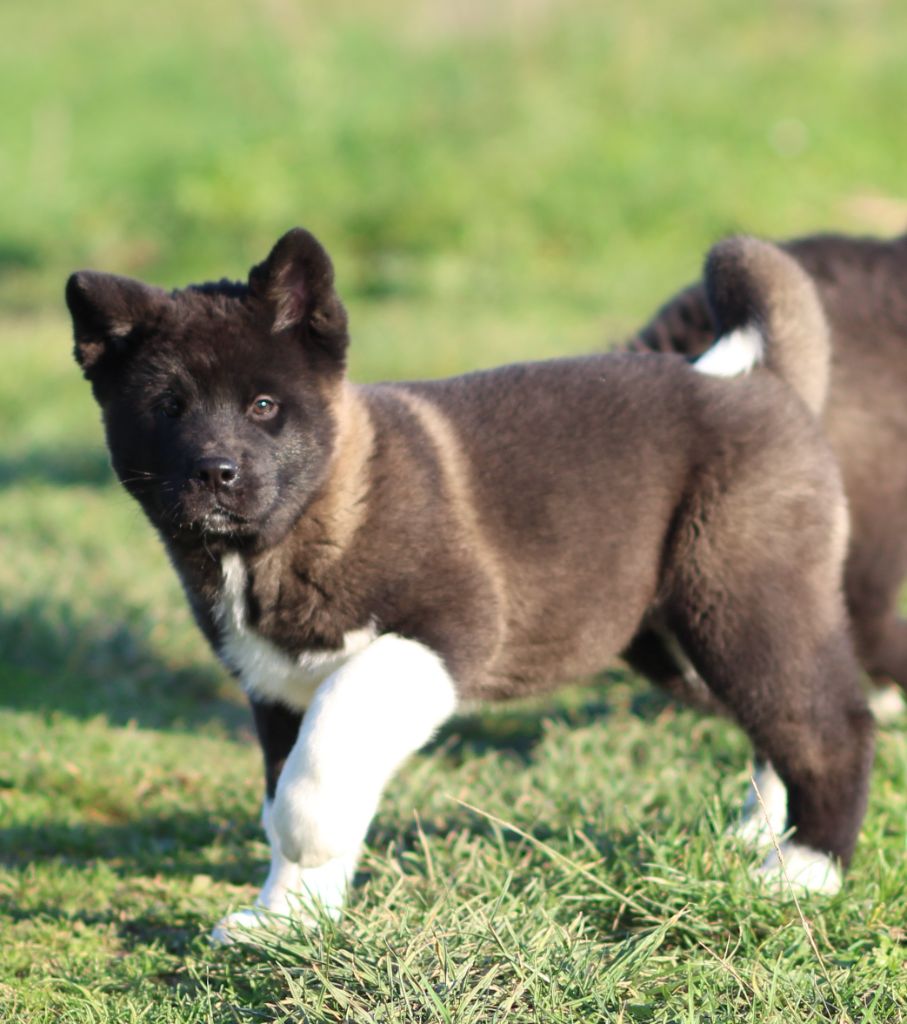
[210, 906, 295, 946]
[209, 853, 354, 945]
[727, 763, 788, 851]
[210, 894, 331, 946]
[756, 841, 842, 896]
[868, 684, 907, 724]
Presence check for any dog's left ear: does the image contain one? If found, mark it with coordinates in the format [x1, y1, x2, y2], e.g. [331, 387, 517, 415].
[250, 228, 349, 363]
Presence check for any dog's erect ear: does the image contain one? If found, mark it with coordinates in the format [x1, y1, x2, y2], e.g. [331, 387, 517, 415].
[66, 271, 164, 377]
[249, 228, 349, 362]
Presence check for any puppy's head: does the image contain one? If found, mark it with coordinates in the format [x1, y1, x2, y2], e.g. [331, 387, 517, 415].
[66, 228, 348, 548]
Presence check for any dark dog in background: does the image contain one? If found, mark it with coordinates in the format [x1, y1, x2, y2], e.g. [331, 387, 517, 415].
[66, 230, 872, 941]
[632, 231, 907, 712]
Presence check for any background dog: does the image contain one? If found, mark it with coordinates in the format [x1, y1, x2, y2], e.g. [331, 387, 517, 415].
[66, 231, 873, 941]
[632, 232, 907, 709]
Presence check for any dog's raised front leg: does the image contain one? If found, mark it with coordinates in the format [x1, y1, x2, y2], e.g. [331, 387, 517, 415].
[212, 634, 458, 942]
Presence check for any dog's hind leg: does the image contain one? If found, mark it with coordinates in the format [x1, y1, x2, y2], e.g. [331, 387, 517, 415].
[828, 495, 907, 715]
[669, 575, 874, 891]
[622, 629, 793, 849]
[845, 552, 907, 715]
[212, 634, 457, 943]
[855, 612, 907, 722]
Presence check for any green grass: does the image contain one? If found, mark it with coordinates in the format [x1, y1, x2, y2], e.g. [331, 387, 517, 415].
[3, 0, 907, 1020]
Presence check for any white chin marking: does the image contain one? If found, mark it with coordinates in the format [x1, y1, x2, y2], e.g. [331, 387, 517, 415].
[730, 762, 788, 850]
[868, 684, 907, 724]
[756, 841, 842, 896]
[693, 325, 764, 378]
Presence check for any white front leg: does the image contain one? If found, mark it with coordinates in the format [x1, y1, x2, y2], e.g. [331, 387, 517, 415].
[212, 634, 458, 943]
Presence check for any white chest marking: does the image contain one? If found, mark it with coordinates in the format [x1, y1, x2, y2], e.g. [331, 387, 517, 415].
[214, 552, 376, 711]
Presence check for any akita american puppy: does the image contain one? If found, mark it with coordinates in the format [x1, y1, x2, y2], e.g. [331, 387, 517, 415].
[66, 231, 873, 941]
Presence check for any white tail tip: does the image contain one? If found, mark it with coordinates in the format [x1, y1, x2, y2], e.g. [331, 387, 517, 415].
[694, 324, 765, 379]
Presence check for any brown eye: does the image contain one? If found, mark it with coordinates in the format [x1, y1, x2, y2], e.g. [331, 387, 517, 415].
[249, 395, 279, 420]
[158, 394, 184, 418]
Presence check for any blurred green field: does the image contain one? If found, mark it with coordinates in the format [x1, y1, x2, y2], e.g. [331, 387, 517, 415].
[3, 1, 907, 1021]
[4, 0, 907, 325]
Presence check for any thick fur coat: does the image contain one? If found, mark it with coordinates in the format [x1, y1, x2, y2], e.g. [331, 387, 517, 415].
[66, 231, 873, 939]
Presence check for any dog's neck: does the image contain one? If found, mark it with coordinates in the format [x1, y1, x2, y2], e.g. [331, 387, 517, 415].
[166, 381, 376, 650]
[296, 381, 374, 566]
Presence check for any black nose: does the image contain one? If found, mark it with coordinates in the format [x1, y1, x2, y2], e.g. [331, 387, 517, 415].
[194, 456, 239, 491]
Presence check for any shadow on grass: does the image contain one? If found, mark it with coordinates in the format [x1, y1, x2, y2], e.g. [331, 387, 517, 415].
[0, 445, 114, 487]
[0, 895, 216, 958]
[0, 812, 260, 879]
[0, 772, 642, 880]
[425, 677, 674, 765]
[0, 716, 688, 956]
[365, 802, 624, 869]
[3, 579, 676, 742]
[0, 598, 247, 734]
[0, 801, 643, 955]
[0, 872, 246, 959]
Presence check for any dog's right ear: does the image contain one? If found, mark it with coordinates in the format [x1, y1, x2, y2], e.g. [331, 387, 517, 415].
[66, 271, 164, 378]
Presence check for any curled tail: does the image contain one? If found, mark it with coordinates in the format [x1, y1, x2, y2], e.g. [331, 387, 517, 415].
[693, 236, 830, 416]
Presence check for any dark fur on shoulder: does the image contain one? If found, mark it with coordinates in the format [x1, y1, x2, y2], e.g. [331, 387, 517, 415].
[66, 231, 873, 934]
[632, 231, 907, 691]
